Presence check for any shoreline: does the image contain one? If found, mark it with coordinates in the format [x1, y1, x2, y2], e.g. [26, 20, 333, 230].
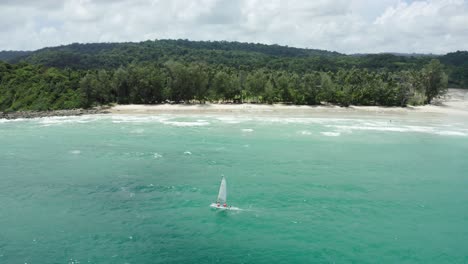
[106, 89, 468, 119]
[0, 108, 110, 120]
[1, 89, 467, 120]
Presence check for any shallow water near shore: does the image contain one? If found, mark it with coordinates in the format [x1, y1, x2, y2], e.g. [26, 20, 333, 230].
[1, 114, 468, 263]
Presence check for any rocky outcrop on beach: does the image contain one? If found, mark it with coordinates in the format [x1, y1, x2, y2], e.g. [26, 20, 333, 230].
[0, 108, 110, 120]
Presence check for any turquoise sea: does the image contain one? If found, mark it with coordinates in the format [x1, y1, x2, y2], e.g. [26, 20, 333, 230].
[1, 114, 468, 263]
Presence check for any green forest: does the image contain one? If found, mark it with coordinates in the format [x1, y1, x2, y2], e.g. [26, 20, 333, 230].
[0, 39, 464, 112]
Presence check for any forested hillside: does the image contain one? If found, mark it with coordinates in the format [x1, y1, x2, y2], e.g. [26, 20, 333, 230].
[3, 40, 465, 86]
[3, 40, 434, 72]
[0, 39, 462, 112]
[440, 51, 468, 87]
[0, 51, 32, 62]
[3, 40, 340, 69]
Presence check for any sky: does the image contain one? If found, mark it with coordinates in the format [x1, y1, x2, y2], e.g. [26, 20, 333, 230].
[0, 0, 467, 54]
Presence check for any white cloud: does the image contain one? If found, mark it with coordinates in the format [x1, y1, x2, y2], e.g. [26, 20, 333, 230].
[369, 0, 468, 53]
[0, 0, 467, 54]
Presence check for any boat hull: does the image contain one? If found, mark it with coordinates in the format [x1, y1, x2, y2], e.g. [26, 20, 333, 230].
[209, 203, 240, 211]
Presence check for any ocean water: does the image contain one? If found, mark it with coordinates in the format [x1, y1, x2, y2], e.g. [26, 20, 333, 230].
[1, 114, 468, 263]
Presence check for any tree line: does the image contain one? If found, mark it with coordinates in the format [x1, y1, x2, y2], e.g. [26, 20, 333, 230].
[0, 59, 447, 112]
[1, 39, 465, 88]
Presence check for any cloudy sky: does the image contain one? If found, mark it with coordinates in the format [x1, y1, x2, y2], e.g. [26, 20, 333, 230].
[1, 0, 467, 54]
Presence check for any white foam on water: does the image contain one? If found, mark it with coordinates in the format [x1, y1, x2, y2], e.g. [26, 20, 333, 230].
[253, 117, 361, 125]
[69, 150, 81, 155]
[329, 125, 422, 133]
[0, 118, 28, 123]
[255, 117, 312, 124]
[153, 153, 163, 159]
[120, 187, 135, 198]
[242, 128, 254, 132]
[321, 132, 341, 137]
[299, 130, 312, 135]
[327, 124, 467, 137]
[335, 127, 354, 134]
[111, 115, 166, 123]
[214, 115, 254, 124]
[435, 131, 467, 136]
[216, 116, 243, 124]
[37, 115, 103, 125]
[184, 151, 192, 155]
[160, 120, 210, 127]
[404, 125, 438, 133]
[112, 115, 211, 127]
[39, 118, 71, 125]
[68, 259, 81, 264]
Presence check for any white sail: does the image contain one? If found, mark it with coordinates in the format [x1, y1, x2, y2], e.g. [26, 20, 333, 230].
[217, 176, 227, 204]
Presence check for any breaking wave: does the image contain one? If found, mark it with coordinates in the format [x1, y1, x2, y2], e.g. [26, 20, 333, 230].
[160, 120, 210, 127]
[327, 124, 467, 137]
[434, 131, 467, 136]
[321, 132, 341, 137]
[111, 115, 166, 123]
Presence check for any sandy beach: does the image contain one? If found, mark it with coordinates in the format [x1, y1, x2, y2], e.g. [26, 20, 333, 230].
[2, 89, 466, 120]
[109, 89, 468, 118]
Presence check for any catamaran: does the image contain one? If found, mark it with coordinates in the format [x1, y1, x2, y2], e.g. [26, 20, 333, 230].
[210, 176, 239, 210]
